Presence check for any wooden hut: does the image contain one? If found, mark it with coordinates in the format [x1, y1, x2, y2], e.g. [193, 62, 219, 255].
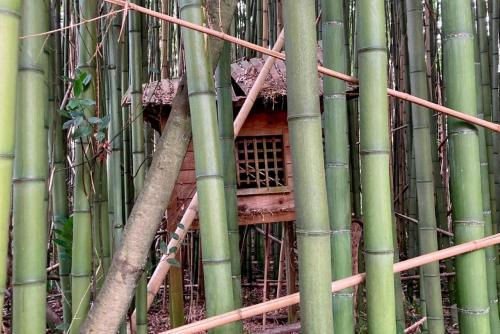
[123, 51, 355, 230]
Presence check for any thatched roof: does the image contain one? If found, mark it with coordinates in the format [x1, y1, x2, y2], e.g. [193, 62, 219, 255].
[122, 48, 331, 107]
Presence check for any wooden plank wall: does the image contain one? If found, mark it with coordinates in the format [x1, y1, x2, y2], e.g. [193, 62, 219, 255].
[166, 105, 296, 230]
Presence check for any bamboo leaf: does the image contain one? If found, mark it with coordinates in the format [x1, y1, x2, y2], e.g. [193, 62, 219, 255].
[159, 240, 169, 254]
[171, 232, 179, 240]
[177, 223, 185, 230]
[168, 246, 178, 255]
[166, 258, 181, 268]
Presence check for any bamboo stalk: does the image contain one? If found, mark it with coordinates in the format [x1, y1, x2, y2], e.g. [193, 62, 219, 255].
[358, 1, 396, 333]
[322, 0, 354, 331]
[442, 1, 491, 332]
[179, 1, 237, 332]
[161, 234, 500, 334]
[216, 40, 243, 333]
[283, 0, 334, 329]
[69, 1, 98, 332]
[473, 4, 500, 331]
[128, 1, 147, 332]
[12, 1, 49, 332]
[138, 29, 285, 315]
[405, 1, 445, 332]
[105, 0, 500, 133]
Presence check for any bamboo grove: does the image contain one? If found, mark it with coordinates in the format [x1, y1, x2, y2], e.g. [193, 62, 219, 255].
[3, 0, 500, 333]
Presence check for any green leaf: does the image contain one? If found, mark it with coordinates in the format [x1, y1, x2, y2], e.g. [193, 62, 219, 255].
[82, 73, 92, 87]
[67, 99, 80, 110]
[159, 240, 169, 254]
[95, 132, 106, 142]
[73, 80, 83, 97]
[166, 258, 181, 268]
[60, 253, 72, 261]
[88, 116, 101, 124]
[171, 232, 179, 240]
[56, 322, 70, 331]
[73, 125, 92, 139]
[99, 114, 111, 129]
[54, 238, 69, 249]
[167, 246, 178, 255]
[79, 98, 95, 106]
[62, 119, 74, 130]
[59, 109, 71, 118]
[177, 223, 185, 230]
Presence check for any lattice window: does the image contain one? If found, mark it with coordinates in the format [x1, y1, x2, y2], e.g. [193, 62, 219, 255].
[236, 135, 286, 189]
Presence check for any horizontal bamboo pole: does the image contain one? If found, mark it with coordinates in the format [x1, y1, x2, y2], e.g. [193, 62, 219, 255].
[106, 0, 500, 133]
[161, 234, 500, 334]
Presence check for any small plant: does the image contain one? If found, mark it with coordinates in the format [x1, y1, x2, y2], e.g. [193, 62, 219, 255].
[60, 71, 110, 147]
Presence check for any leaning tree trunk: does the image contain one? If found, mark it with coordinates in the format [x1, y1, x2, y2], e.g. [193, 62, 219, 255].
[283, 0, 334, 332]
[358, 0, 397, 333]
[179, 1, 238, 332]
[405, 1, 445, 333]
[216, 40, 244, 333]
[12, 0, 49, 332]
[442, 0, 491, 333]
[0, 0, 21, 326]
[321, 0, 354, 332]
[80, 2, 237, 332]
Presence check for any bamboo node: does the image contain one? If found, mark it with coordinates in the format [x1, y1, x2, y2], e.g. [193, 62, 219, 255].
[0, 7, 20, 17]
[442, 32, 474, 40]
[295, 229, 331, 236]
[456, 307, 490, 315]
[323, 94, 346, 100]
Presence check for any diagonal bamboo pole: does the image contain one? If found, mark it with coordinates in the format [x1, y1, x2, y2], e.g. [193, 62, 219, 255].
[134, 29, 286, 319]
[161, 233, 500, 334]
[105, 0, 500, 133]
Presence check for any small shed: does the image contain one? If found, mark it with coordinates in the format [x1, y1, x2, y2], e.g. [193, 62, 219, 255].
[124, 52, 355, 228]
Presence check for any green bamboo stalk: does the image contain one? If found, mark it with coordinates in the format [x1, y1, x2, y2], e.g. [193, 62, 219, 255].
[49, 0, 72, 325]
[283, 1, 334, 332]
[357, 1, 396, 333]
[405, 1, 445, 332]
[441, 1, 491, 332]
[487, 0, 500, 294]
[179, 0, 237, 332]
[12, 0, 49, 332]
[474, 2, 500, 330]
[216, 40, 243, 333]
[0, 0, 21, 327]
[70, 1, 97, 332]
[322, 0, 354, 332]
[107, 8, 124, 254]
[129, 2, 148, 332]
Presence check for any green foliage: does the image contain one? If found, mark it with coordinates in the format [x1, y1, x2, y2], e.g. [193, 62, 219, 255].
[60, 71, 109, 143]
[53, 217, 73, 260]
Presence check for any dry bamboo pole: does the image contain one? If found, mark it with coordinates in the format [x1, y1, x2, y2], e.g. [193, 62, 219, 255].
[133, 29, 286, 316]
[404, 317, 428, 334]
[105, 0, 500, 133]
[161, 234, 500, 334]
